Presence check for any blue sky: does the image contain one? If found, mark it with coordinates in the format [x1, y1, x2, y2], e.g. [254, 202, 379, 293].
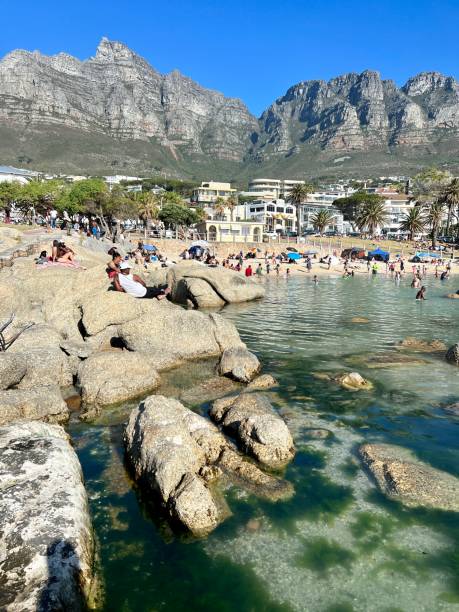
[3, 0, 458, 116]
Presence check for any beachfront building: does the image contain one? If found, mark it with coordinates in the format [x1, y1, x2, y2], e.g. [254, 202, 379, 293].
[0, 165, 39, 185]
[192, 181, 237, 205]
[195, 219, 264, 243]
[241, 178, 306, 201]
[378, 192, 415, 237]
[299, 192, 346, 234]
[235, 199, 297, 234]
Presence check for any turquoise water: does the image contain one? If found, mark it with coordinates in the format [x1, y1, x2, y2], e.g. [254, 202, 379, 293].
[70, 274, 459, 611]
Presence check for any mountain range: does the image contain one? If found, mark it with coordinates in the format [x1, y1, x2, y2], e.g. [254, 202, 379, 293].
[1, 38, 458, 180]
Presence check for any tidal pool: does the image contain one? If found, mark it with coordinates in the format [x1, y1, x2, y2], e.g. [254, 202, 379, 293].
[70, 274, 459, 611]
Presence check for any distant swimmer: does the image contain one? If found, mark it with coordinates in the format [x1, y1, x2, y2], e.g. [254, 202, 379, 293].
[416, 286, 426, 300]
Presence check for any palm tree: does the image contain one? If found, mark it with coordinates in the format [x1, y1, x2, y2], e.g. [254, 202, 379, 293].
[287, 183, 313, 236]
[399, 206, 426, 241]
[311, 209, 335, 235]
[213, 196, 226, 220]
[356, 200, 388, 237]
[425, 200, 446, 248]
[439, 178, 459, 236]
[226, 194, 238, 222]
[136, 192, 159, 238]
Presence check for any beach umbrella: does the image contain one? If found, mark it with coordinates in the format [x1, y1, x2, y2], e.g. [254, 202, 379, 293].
[286, 247, 298, 252]
[287, 252, 301, 260]
[191, 240, 209, 248]
[143, 244, 157, 252]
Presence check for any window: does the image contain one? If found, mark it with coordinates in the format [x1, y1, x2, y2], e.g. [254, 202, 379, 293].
[250, 208, 256, 213]
[276, 207, 284, 213]
[241, 226, 250, 236]
[220, 228, 230, 235]
[286, 207, 293, 214]
[267, 204, 275, 212]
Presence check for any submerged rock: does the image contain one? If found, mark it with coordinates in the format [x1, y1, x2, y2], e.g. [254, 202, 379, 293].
[443, 402, 459, 417]
[446, 293, 459, 299]
[0, 386, 69, 426]
[78, 351, 160, 408]
[244, 374, 278, 392]
[167, 261, 265, 308]
[179, 376, 241, 405]
[335, 372, 373, 391]
[359, 443, 459, 512]
[210, 393, 295, 469]
[397, 337, 447, 353]
[348, 352, 427, 369]
[0, 421, 95, 611]
[218, 347, 261, 383]
[350, 316, 369, 323]
[445, 343, 459, 366]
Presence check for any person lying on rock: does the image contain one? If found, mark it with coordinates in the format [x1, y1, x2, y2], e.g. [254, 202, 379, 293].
[114, 261, 170, 299]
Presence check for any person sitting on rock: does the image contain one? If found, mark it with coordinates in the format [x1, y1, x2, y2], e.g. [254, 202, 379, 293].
[106, 252, 122, 279]
[114, 261, 170, 299]
[52, 240, 75, 263]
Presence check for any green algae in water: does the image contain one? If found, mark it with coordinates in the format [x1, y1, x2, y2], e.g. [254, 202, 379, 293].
[296, 537, 356, 574]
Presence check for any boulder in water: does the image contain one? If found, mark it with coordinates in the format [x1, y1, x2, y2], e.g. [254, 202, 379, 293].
[210, 392, 295, 469]
[445, 343, 459, 366]
[446, 293, 459, 299]
[359, 443, 459, 512]
[335, 371, 373, 391]
[218, 347, 261, 383]
[0, 421, 96, 610]
[245, 374, 278, 392]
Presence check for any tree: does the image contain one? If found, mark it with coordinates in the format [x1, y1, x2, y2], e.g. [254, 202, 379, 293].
[439, 178, 459, 236]
[311, 209, 335, 235]
[287, 183, 314, 235]
[226, 194, 238, 221]
[136, 192, 160, 238]
[399, 206, 426, 241]
[0, 181, 21, 218]
[334, 191, 384, 230]
[425, 201, 445, 248]
[158, 203, 201, 230]
[66, 179, 110, 232]
[356, 200, 388, 237]
[213, 197, 226, 221]
[411, 167, 452, 205]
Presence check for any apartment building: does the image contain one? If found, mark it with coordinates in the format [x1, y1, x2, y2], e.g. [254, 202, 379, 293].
[192, 181, 237, 205]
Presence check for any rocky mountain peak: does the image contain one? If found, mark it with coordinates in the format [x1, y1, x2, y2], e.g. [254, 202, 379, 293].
[94, 37, 143, 64]
[402, 71, 455, 96]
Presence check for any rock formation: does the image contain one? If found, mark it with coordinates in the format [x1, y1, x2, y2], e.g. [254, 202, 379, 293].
[445, 343, 459, 366]
[124, 395, 293, 536]
[167, 262, 265, 309]
[359, 443, 459, 512]
[210, 392, 295, 469]
[0, 421, 96, 611]
[218, 346, 261, 383]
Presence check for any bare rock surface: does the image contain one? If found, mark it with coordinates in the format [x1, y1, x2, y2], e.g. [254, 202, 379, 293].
[244, 374, 278, 392]
[359, 443, 459, 512]
[210, 393, 295, 469]
[78, 351, 160, 408]
[218, 346, 261, 383]
[0, 386, 69, 426]
[0, 353, 27, 389]
[0, 421, 95, 611]
[335, 371, 373, 391]
[167, 262, 265, 308]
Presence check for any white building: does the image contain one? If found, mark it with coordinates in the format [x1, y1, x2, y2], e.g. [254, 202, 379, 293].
[235, 199, 297, 234]
[245, 178, 305, 200]
[0, 165, 39, 185]
[299, 192, 347, 234]
[192, 181, 236, 205]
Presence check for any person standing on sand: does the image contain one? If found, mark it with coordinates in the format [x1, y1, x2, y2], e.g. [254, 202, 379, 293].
[306, 258, 312, 272]
[245, 265, 253, 277]
[400, 259, 405, 273]
[256, 264, 263, 277]
[266, 262, 270, 274]
[372, 263, 378, 275]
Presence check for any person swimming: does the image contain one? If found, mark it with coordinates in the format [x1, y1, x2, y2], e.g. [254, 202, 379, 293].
[416, 286, 426, 300]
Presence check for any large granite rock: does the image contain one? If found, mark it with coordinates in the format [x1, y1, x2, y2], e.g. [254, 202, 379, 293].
[218, 347, 261, 383]
[445, 343, 459, 366]
[124, 396, 223, 536]
[78, 350, 160, 407]
[0, 353, 27, 389]
[210, 393, 295, 469]
[397, 336, 447, 352]
[125, 395, 293, 535]
[359, 443, 459, 512]
[0, 386, 69, 426]
[167, 262, 265, 308]
[118, 303, 244, 368]
[0, 421, 95, 611]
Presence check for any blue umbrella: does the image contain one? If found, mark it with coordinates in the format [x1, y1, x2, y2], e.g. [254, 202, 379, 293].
[143, 244, 157, 252]
[287, 252, 302, 260]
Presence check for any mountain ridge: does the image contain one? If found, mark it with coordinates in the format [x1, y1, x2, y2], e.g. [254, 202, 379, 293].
[1, 38, 458, 178]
